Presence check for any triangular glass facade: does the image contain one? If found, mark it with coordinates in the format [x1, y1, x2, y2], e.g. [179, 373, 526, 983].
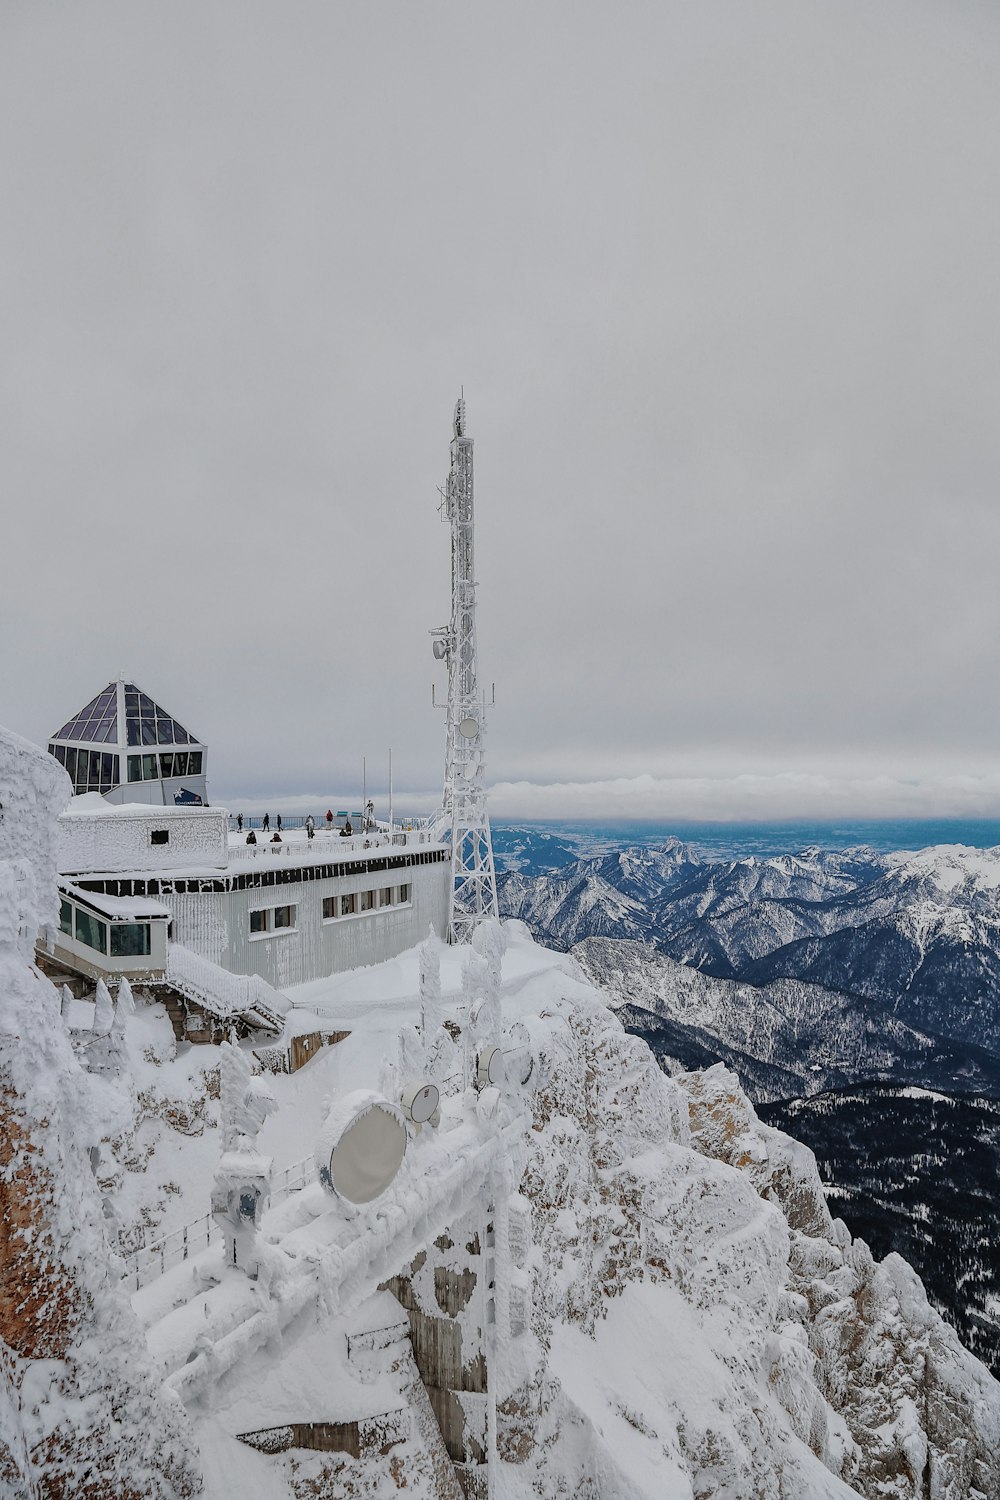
[52, 683, 118, 744]
[121, 682, 195, 748]
[48, 681, 204, 797]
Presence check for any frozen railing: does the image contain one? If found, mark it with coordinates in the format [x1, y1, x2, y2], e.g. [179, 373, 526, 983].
[165, 944, 286, 1032]
[121, 1154, 314, 1291]
[228, 829, 438, 860]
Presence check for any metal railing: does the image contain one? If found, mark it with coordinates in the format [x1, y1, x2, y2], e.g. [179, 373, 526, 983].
[228, 814, 434, 835]
[120, 1154, 314, 1291]
[228, 829, 436, 860]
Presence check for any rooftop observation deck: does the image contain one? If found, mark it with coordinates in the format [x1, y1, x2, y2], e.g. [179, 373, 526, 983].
[224, 823, 447, 875]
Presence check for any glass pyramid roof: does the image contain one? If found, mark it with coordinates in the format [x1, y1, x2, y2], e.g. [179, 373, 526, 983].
[51, 682, 199, 747]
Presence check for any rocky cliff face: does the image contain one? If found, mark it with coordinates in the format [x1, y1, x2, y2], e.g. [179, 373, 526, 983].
[0, 725, 201, 1499]
[502, 963, 1000, 1500]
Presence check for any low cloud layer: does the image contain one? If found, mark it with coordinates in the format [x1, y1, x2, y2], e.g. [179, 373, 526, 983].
[214, 769, 1000, 826]
[487, 772, 1000, 824]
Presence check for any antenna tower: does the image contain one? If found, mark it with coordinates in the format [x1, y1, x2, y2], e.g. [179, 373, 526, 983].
[431, 396, 499, 944]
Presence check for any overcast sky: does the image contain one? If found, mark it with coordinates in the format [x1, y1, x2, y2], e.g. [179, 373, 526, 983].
[3, 2, 1000, 821]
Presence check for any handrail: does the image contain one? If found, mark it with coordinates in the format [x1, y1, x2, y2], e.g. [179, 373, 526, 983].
[228, 830, 436, 861]
[120, 1153, 314, 1291]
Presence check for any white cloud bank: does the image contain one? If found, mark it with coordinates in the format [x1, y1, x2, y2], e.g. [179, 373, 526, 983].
[486, 772, 1000, 823]
[220, 771, 1000, 825]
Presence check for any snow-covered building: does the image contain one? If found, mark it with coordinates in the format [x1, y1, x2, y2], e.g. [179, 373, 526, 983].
[47, 677, 208, 807]
[50, 793, 451, 1002]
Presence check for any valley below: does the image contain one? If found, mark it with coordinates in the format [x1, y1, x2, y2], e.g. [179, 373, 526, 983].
[496, 826, 1000, 1374]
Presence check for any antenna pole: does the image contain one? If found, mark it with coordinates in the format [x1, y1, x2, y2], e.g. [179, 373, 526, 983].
[433, 395, 499, 943]
[388, 747, 393, 833]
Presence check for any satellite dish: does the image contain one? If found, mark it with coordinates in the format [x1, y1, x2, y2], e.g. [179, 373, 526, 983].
[503, 1021, 535, 1088]
[432, 640, 448, 660]
[400, 1080, 440, 1126]
[315, 1092, 407, 1204]
[476, 1044, 506, 1092]
[459, 717, 479, 739]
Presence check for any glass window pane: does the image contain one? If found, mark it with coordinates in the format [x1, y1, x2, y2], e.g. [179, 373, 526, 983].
[173, 751, 188, 777]
[160, 754, 174, 778]
[111, 754, 119, 785]
[98, 717, 116, 743]
[341, 893, 356, 916]
[88, 751, 101, 784]
[101, 754, 113, 785]
[188, 751, 202, 775]
[273, 905, 295, 929]
[128, 756, 142, 783]
[142, 754, 158, 781]
[141, 720, 157, 746]
[127, 718, 141, 746]
[322, 896, 336, 919]
[75, 909, 107, 953]
[250, 909, 268, 934]
[110, 923, 151, 957]
[59, 899, 73, 935]
[379, 888, 392, 907]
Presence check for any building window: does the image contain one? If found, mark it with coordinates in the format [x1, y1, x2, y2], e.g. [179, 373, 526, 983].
[143, 755, 159, 781]
[160, 753, 174, 778]
[59, 899, 73, 935]
[150, 830, 169, 847]
[111, 923, 151, 957]
[322, 896, 337, 920]
[173, 751, 188, 777]
[75, 909, 108, 954]
[128, 756, 142, 783]
[398, 884, 409, 904]
[379, 887, 392, 908]
[273, 905, 295, 930]
[250, 909, 270, 935]
[359, 890, 375, 912]
[188, 751, 203, 775]
[340, 893, 356, 917]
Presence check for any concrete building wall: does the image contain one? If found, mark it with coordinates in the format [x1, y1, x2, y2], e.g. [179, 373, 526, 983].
[158, 856, 450, 989]
[58, 806, 228, 875]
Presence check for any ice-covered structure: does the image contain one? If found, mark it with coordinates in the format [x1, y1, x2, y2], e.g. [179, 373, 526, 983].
[0, 720, 201, 1497]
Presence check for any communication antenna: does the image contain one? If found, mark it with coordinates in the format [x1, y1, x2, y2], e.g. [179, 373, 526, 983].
[432, 396, 499, 943]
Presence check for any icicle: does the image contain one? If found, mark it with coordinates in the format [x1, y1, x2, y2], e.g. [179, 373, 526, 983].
[93, 978, 114, 1034]
[418, 926, 442, 1041]
[112, 975, 135, 1037]
[60, 984, 73, 1021]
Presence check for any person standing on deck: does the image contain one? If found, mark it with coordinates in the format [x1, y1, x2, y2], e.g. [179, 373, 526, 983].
[262, 813, 270, 832]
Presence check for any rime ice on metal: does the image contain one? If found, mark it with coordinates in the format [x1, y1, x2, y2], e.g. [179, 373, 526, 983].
[432, 397, 499, 944]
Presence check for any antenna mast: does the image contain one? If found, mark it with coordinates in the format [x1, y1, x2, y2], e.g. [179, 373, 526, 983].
[432, 396, 499, 943]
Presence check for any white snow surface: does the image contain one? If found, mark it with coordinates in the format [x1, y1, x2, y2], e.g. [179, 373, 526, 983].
[98, 923, 1000, 1497]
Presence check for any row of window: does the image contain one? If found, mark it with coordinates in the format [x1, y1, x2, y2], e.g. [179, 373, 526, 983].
[127, 751, 203, 783]
[249, 885, 411, 937]
[75, 847, 448, 898]
[59, 898, 152, 957]
[49, 745, 120, 794]
[323, 884, 409, 919]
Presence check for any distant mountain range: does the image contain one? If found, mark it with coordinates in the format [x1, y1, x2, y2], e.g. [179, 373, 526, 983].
[499, 837, 1000, 1067]
[497, 831, 1000, 1372]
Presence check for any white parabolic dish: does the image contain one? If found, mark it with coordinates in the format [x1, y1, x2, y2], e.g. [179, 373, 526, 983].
[316, 1091, 408, 1204]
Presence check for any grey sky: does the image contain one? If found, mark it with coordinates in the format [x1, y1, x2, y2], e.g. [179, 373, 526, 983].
[3, 2, 1000, 820]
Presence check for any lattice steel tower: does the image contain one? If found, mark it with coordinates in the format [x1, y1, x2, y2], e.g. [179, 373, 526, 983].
[431, 397, 499, 944]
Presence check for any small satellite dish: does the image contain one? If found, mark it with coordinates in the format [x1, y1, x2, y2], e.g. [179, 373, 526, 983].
[476, 1044, 506, 1092]
[459, 717, 479, 738]
[315, 1092, 407, 1205]
[400, 1080, 440, 1125]
[432, 640, 449, 660]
